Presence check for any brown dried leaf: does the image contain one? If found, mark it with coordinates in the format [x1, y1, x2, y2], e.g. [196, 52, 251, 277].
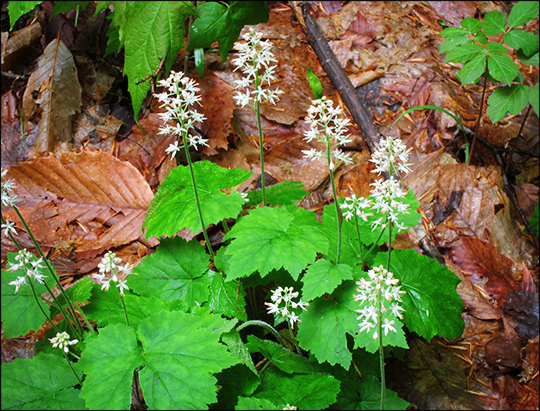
[3, 150, 157, 258]
[22, 39, 82, 156]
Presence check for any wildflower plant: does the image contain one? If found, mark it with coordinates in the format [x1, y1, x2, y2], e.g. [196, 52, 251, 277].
[233, 28, 283, 206]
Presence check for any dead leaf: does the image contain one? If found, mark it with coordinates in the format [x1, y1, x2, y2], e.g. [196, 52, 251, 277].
[22, 39, 82, 156]
[3, 149, 158, 258]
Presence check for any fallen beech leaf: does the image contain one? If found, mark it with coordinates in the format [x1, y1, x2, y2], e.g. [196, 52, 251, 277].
[22, 39, 82, 156]
[3, 150, 157, 258]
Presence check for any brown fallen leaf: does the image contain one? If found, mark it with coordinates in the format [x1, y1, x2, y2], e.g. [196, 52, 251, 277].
[3, 149, 158, 259]
[22, 39, 82, 156]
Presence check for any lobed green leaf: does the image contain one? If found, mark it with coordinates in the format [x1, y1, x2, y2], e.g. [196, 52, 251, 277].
[224, 205, 328, 281]
[129, 237, 211, 311]
[302, 259, 354, 301]
[236, 397, 281, 410]
[1, 352, 86, 410]
[376, 249, 465, 341]
[252, 367, 340, 410]
[7, 1, 41, 30]
[245, 180, 308, 207]
[143, 160, 251, 238]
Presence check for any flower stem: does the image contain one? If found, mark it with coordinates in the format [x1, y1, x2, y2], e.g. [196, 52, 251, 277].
[354, 215, 364, 264]
[12, 206, 84, 339]
[182, 135, 215, 257]
[255, 97, 267, 207]
[377, 284, 385, 410]
[329, 167, 342, 264]
[120, 294, 130, 327]
[28, 279, 63, 336]
[236, 320, 286, 347]
[64, 351, 82, 386]
[287, 321, 301, 354]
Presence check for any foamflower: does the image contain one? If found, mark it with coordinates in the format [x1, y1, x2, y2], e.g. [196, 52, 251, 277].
[6, 249, 46, 293]
[155, 70, 208, 158]
[353, 265, 405, 340]
[49, 331, 78, 353]
[302, 96, 353, 170]
[265, 286, 309, 329]
[232, 28, 283, 109]
[92, 251, 134, 296]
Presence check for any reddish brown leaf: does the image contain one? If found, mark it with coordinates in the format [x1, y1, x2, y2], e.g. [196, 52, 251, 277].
[3, 149, 157, 259]
[450, 236, 518, 306]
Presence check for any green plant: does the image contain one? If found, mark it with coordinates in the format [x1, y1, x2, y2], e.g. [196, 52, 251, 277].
[2, 11, 467, 411]
[439, 1, 539, 124]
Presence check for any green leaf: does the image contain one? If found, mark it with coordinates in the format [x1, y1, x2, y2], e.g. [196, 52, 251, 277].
[1, 352, 86, 410]
[246, 180, 308, 207]
[137, 311, 240, 409]
[79, 311, 239, 410]
[93, 1, 113, 18]
[530, 82, 539, 116]
[207, 270, 247, 321]
[247, 336, 320, 374]
[504, 30, 540, 57]
[236, 397, 281, 410]
[194, 47, 205, 78]
[223, 205, 328, 281]
[85, 284, 170, 327]
[216, 364, 261, 409]
[188, 1, 270, 61]
[508, 1, 539, 28]
[297, 281, 359, 369]
[78, 323, 142, 410]
[475, 31, 488, 45]
[143, 160, 251, 238]
[129, 237, 211, 311]
[458, 53, 486, 84]
[482, 10, 507, 35]
[486, 84, 530, 123]
[439, 27, 469, 38]
[8, 1, 41, 30]
[445, 43, 484, 63]
[252, 367, 340, 410]
[307, 67, 324, 99]
[222, 329, 259, 376]
[439, 36, 473, 55]
[461, 17, 482, 34]
[51, 277, 93, 314]
[51, 1, 91, 18]
[377, 249, 465, 341]
[302, 259, 354, 301]
[486, 41, 510, 53]
[488, 52, 520, 84]
[122, 2, 198, 118]
[1, 253, 55, 338]
[517, 49, 539, 66]
[523, 201, 539, 237]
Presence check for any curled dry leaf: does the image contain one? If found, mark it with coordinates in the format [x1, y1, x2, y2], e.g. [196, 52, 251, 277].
[22, 39, 82, 156]
[3, 149, 158, 259]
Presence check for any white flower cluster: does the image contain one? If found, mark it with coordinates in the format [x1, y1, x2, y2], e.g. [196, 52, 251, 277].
[370, 136, 412, 176]
[283, 405, 298, 410]
[232, 28, 283, 108]
[340, 194, 373, 222]
[49, 331, 78, 353]
[7, 249, 46, 293]
[154, 70, 208, 158]
[354, 265, 406, 340]
[92, 251, 133, 296]
[302, 96, 353, 170]
[265, 286, 309, 329]
[1, 169, 19, 208]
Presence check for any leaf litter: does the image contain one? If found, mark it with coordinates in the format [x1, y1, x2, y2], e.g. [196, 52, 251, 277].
[1, 1, 538, 409]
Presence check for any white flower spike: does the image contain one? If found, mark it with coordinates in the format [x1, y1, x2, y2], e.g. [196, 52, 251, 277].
[265, 286, 309, 329]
